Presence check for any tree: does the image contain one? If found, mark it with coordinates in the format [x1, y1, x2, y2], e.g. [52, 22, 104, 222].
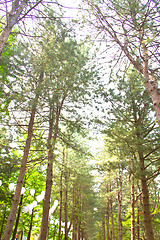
[2, 50, 45, 240]
[83, 0, 160, 125]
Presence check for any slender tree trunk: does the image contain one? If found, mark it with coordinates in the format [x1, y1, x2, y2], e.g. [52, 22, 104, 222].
[106, 214, 110, 240]
[138, 152, 154, 240]
[0, 207, 6, 240]
[110, 198, 115, 240]
[72, 188, 78, 240]
[38, 108, 54, 240]
[131, 158, 135, 240]
[102, 217, 106, 240]
[39, 99, 65, 240]
[137, 207, 140, 240]
[2, 68, 44, 240]
[64, 171, 68, 240]
[11, 194, 24, 240]
[27, 210, 34, 240]
[58, 172, 63, 240]
[106, 202, 110, 240]
[78, 222, 81, 240]
[117, 176, 123, 240]
[67, 183, 75, 234]
[2, 109, 36, 240]
[131, 182, 135, 240]
[20, 229, 24, 240]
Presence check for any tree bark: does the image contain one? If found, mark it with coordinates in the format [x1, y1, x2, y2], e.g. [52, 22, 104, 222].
[117, 175, 123, 240]
[137, 207, 140, 240]
[39, 99, 65, 240]
[106, 207, 110, 240]
[58, 172, 63, 240]
[2, 67, 44, 240]
[27, 210, 34, 240]
[64, 170, 68, 240]
[110, 198, 115, 240]
[2, 109, 36, 240]
[102, 217, 106, 240]
[139, 152, 154, 240]
[131, 182, 135, 240]
[11, 194, 23, 240]
[0, 0, 42, 56]
[38, 108, 54, 240]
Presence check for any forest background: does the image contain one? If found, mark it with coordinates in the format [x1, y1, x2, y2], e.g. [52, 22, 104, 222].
[0, 0, 160, 240]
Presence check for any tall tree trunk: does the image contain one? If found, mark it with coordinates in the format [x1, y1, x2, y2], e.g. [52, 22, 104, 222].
[139, 152, 154, 240]
[2, 68, 44, 240]
[137, 207, 140, 240]
[117, 176, 123, 240]
[67, 183, 75, 235]
[2, 109, 36, 240]
[102, 217, 106, 240]
[106, 202, 110, 240]
[27, 210, 34, 240]
[39, 99, 65, 240]
[110, 198, 115, 240]
[38, 108, 54, 240]
[72, 188, 78, 240]
[64, 170, 68, 240]
[131, 181, 135, 240]
[11, 194, 24, 240]
[58, 172, 63, 240]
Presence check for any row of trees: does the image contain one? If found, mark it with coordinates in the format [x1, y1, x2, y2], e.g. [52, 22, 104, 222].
[95, 70, 160, 239]
[0, 0, 160, 240]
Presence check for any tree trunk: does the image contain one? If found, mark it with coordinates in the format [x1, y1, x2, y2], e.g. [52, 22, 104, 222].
[131, 182, 135, 240]
[39, 101, 63, 240]
[72, 188, 78, 240]
[106, 202, 110, 240]
[38, 108, 54, 240]
[27, 210, 34, 240]
[102, 217, 106, 240]
[2, 68, 44, 240]
[139, 152, 154, 240]
[137, 207, 140, 240]
[58, 172, 63, 240]
[11, 194, 23, 240]
[0, 26, 12, 56]
[110, 198, 115, 240]
[64, 171, 68, 240]
[117, 176, 123, 240]
[2, 109, 36, 240]
[142, 44, 160, 126]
